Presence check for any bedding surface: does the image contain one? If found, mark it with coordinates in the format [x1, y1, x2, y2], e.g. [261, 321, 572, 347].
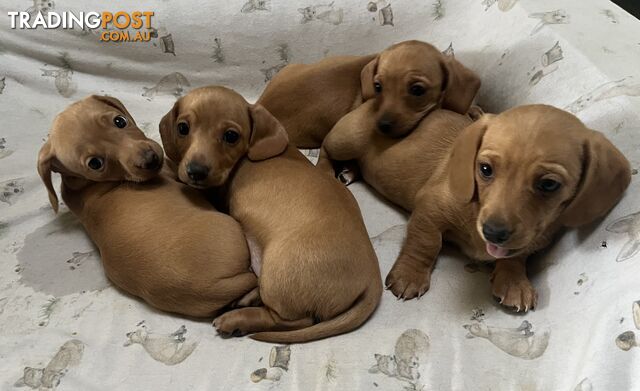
[1, 0, 639, 390]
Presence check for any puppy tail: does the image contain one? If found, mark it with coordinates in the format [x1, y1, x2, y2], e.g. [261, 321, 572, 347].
[250, 282, 382, 344]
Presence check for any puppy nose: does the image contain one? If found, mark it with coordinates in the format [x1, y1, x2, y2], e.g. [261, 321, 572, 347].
[186, 162, 209, 181]
[377, 119, 394, 134]
[482, 222, 511, 244]
[142, 150, 161, 170]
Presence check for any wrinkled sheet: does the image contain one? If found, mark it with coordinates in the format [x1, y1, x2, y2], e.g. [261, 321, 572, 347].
[1, 0, 639, 390]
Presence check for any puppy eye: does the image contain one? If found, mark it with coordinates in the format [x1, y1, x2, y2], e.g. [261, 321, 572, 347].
[87, 157, 104, 171]
[113, 115, 127, 129]
[177, 122, 190, 136]
[374, 81, 382, 93]
[409, 84, 426, 96]
[537, 178, 561, 193]
[479, 163, 493, 179]
[222, 129, 240, 145]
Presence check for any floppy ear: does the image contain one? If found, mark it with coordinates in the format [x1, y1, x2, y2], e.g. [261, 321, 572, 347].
[159, 100, 180, 163]
[440, 57, 481, 114]
[561, 131, 631, 227]
[37, 140, 59, 213]
[448, 116, 490, 203]
[91, 95, 135, 123]
[248, 104, 289, 161]
[360, 56, 379, 101]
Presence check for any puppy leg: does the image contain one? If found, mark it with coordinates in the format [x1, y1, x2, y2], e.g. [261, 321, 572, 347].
[316, 146, 361, 185]
[316, 107, 370, 178]
[230, 286, 262, 308]
[214, 272, 259, 308]
[467, 105, 485, 121]
[491, 258, 537, 312]
[386, 208, 442, 300]
[212, 306, 314, 337]
[337, 160, 361, 185]
[316, 145, 338, 177]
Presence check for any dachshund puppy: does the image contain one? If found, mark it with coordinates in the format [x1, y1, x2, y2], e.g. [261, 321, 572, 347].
[159, 86, 382, 343]
[258, 40, 481, 148]
[321, 103, 631, 311]
[37, 95, 257, 318]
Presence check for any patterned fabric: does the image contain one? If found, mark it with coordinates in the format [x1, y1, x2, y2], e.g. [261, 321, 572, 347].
[1, 0, 639, 390]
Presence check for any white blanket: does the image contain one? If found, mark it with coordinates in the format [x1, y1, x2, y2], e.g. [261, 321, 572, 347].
[1, 0, 639, 390]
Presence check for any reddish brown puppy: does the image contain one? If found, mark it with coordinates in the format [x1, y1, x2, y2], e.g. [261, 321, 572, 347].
[37, 95, 257, 318]
[160, 86, 382, 343]
[259, 40, 481, 147]
[321, 103, 631, 311]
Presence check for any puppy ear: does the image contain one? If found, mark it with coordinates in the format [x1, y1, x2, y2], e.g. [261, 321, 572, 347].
[37, 140, 59, 213]
[159, 100, 180, 163]
[248, 104, 289, 161]
[91, 95, 135, 123]
[441, 57, 481, 114]
[360, 56, 379, 101]
[448, 116, 490, 203]
[561, 131, 631, 227]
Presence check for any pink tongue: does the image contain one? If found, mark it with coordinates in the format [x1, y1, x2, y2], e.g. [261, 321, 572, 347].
[486, 243, 509, 258]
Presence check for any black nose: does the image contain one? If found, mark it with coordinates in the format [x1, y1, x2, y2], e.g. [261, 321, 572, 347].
[142, 150, 161, 170]
[482, 222, 511, 244]
[186, 162, 209, 181]
[377, 119, 394, 134]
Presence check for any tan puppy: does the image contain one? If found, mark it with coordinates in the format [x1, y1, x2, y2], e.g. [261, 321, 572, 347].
[259, 40, 481, 148]
[322, 103, 631, 311]
[37, 95, 257, 318]
[159, 86, 382, 343]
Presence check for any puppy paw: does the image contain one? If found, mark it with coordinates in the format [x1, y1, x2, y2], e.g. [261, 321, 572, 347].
[212, 311, 249, 338]
[467, 105, 485, 121]
[385, 260, 432, 300]
[338, 168, 357, 185]
[491, 274, 538, 312]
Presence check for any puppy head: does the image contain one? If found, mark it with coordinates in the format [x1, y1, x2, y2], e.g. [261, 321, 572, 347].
[37, 95, 164, 212]
[159, 86, 289, 188]
[449, 105, 630, 259]
[361, 40, 481, 138]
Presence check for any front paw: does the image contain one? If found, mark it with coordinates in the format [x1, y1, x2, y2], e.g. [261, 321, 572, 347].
[338, 168, 356, 186]
[212, 311, 249, 338]
[491, 273, 537, 312]
[467, 105, 485, 121]
[385, 259, 432, 300]
[338, 167, 358, 185]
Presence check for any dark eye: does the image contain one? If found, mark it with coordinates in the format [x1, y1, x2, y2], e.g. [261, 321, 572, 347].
[537, 178, 561, 193]
[87, 157, 104, 170]
[177, 122, 189, 136]
[409, 84, 426, 96]
[479, 163, 493, 179]
[222, 129, 240, 144]
[374, 81, 382, 93]
[113, 115, 127, 129]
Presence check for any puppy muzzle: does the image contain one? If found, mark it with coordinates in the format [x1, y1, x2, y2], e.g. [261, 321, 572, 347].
[186, 161, 210, 182]
[480, 221, 520, 259]
[138, 149, 162, 171]
[126, 143, 164, 181]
